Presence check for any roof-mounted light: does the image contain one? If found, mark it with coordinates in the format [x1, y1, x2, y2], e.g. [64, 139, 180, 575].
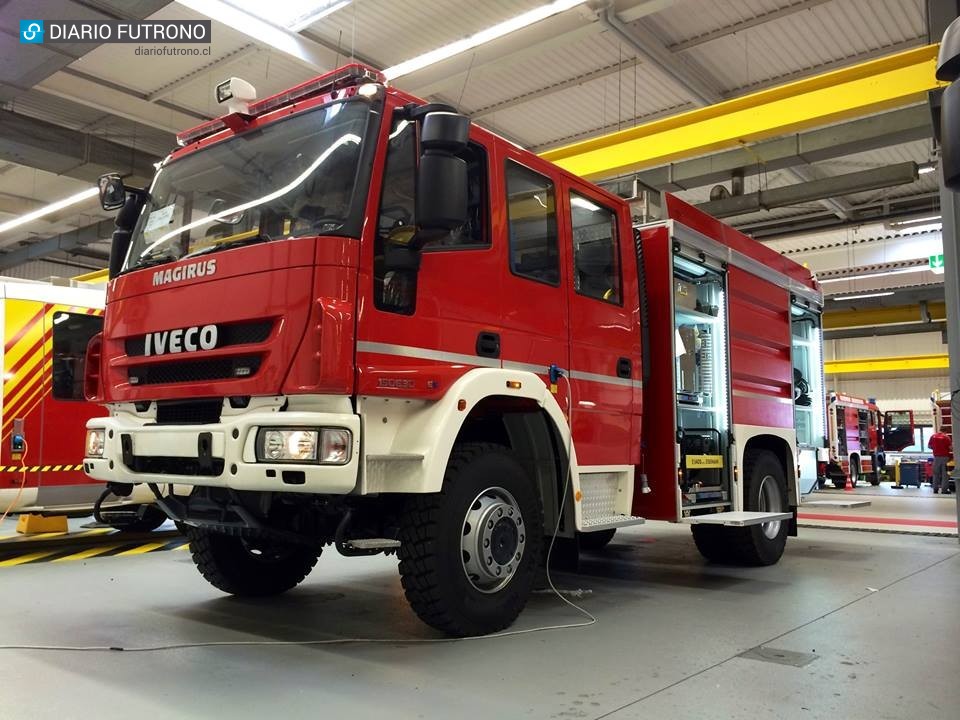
[176, 64, 384, 147]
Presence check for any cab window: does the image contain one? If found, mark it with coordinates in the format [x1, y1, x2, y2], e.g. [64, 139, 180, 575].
[570, 191, 621, 304]
[51, 312, 103, 400]
[506, 161, 558, 285]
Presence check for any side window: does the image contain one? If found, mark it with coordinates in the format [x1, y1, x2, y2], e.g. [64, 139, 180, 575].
[570, 192, 621, 304]
[506, 161, 558, 285]
[374, 118, 418, 315]
[51, 311, 103, 400]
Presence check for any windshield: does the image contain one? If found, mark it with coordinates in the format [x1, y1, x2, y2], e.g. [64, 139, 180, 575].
[124, 97, 375, 273]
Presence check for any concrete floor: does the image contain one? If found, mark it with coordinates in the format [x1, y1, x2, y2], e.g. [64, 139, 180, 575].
[1, 523, 957, 720]
[803, 483, 959, 535]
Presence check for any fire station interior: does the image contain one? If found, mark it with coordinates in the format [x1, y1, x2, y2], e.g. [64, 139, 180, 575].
[0, 1, 957, 718]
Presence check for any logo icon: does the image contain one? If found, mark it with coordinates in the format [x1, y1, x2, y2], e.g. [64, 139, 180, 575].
[20, 20, 44, 43]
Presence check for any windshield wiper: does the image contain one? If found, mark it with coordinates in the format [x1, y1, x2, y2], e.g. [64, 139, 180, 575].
[179, 232, 272, 261]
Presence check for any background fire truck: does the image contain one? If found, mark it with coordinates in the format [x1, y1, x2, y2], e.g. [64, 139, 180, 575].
[84, 65, 822, 636]
[0, 275, 160, 530]
[823, 391, 914, 488]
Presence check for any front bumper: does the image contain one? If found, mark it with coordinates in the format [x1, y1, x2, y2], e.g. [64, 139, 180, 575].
[84, 408, 360, 494]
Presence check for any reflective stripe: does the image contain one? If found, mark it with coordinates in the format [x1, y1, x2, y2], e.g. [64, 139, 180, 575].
[569, 369, 642, 389]
[357, 341, 500, 368]
[361, 342, 643, 389]
[733, 389, 794, 405]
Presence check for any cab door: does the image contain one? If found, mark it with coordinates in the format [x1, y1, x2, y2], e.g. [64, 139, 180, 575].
[559, 181, 639, 467]
[883, 410, 915, 451]
[37, 306, 105, 505]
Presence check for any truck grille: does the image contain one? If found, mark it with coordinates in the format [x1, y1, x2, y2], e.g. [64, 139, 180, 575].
[124, 320, 273, 357]
[155, 399, 223, 425]
[128, 355, 262, 386]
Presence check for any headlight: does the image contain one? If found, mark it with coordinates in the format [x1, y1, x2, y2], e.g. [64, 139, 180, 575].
[85, 429, 105, 458]
[256, 428, 352, 464]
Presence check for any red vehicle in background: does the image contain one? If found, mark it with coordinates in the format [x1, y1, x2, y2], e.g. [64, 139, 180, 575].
[824, 392, 914, 487]
[84, 64, 822, 636]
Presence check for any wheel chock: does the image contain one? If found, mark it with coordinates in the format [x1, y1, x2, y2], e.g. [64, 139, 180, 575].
[16, 514, 68, 534]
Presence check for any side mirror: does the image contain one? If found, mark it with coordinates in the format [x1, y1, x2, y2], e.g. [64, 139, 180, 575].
[936, 17, 960, 191]
[416, 111, 469, 234]
[108, 193, 145, 279]
[98, 173, 127, 211]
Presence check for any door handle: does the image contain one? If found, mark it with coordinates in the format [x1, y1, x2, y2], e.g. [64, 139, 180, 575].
[476, 331, 500, 359]
[617, 357, 632, 379]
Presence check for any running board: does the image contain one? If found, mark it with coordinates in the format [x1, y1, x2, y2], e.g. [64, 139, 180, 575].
[580, 515, 645, 532]
[683, 511, 792, 527]
[345, 538, 401, 550]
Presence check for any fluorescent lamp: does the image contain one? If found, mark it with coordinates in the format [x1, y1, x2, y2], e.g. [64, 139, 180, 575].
[0, 186, 98, 236]
[225, 0, 350, 30]
[887, 214, 941, 228]
[177, 0, 323, 62]
[918, 163, 937, 175]
[830, 291, 895, 301]
[570, 196, 600, 212]
[383, 0, 587, 80]
[818, 267, 927, 283]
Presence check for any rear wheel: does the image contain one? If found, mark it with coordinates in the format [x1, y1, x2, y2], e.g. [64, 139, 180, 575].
[187, 528, 318, 597]
[693, 449, 789, 566]
[577, 528, 616, 551]
[398, 443, 543, 636]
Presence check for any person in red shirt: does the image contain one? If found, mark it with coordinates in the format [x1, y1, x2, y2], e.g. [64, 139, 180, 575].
[928, 431, 953, 494]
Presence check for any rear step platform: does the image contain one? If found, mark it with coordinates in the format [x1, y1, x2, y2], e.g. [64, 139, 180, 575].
[682, 511, 791, 527]
[580, 515, 645, 532]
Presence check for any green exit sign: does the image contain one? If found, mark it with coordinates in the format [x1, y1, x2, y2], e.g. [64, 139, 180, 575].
[929, 254, 944, 274]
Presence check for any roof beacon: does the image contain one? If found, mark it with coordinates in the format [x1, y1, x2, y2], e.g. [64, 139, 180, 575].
[215, 77, 257, 115]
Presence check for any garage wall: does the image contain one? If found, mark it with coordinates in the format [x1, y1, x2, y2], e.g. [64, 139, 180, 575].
[824, 331, 948, 424]
[2, 259, 99, 281]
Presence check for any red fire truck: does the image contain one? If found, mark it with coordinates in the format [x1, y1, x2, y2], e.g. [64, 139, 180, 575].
[824, 392, 914, 488]
[0, 276, 162, 530]
[84, 64, 822, 636]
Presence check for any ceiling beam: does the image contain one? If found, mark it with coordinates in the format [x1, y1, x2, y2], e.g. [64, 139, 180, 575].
[0, 109, 160, 186]
[0, 218, 115, 271]
[472, 57, 642, 119]
[406, 0, 674, 98]
[696, 162, 919, 218]
[626, 105, 932, 191]
[668, 0, 832, 52]
[539, 45, 945, 181]
[597, 5, 722, 105]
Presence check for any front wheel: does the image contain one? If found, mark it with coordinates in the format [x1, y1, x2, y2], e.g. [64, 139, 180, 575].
[398, 443, 544, 636]
[187, 528, 319, 597]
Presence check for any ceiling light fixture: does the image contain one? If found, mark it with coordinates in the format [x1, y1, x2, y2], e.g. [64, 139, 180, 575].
[887, 214, 942, 228]
[818, 266, 928, 283]
[918, 162, 937, 175]
[0, 187, 98, 236]
[383, 0, 587, 81]
[225, 0, 350, 31]
[830, 291, 895, 301]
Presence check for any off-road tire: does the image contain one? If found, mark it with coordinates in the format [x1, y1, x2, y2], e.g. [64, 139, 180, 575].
[577, 528, 616, 551]
[692, 449, 789, 566]
[398, 443, 544, 637]
[187, 527, 318, 597]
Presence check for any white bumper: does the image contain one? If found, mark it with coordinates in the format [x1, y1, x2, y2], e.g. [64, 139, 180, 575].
[84, 408, 360, 494]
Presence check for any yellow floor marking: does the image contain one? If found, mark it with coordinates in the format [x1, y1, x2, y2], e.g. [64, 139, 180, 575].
[0, 550, 61, 566]
[176, 543, 191, 551]
[116, 541, 169, 556]
[52, 544, 124, 562]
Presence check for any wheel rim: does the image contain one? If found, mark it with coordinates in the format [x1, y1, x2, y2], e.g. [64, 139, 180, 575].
[461, 486, 526, 594]
[757, 474, 783, 540]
